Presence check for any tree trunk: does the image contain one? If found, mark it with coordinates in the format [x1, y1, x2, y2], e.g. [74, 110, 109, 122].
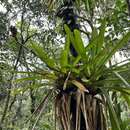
[126, 0, 130, 16]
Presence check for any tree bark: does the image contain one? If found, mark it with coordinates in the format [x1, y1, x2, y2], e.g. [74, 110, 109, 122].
[126, 0, 130, 16]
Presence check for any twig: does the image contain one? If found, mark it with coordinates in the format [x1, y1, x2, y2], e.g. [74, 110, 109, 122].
[31, 89, 53, 130]
[77, 15, 94, 30]
[0, 5, 27, 125]
[79, 29, 90, 39]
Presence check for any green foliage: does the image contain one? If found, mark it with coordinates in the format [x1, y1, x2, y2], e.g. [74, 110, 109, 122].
[0, 0, 130, 129]
[30, 43, 58, 70]
[14, 20, 130, 130]
[60, 28, 70, 72]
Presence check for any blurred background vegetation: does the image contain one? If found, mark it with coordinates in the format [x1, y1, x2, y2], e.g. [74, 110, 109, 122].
[0, 0, 130, 130]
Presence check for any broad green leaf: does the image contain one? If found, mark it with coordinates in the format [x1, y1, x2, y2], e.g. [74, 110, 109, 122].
[74, 29, 86, 59]
[64, 25, 87, 62]
[73, 55, 81, 66]
[30, 43, 57, 70]
[60, 31, 70, 72]
[64, 24, 75, 44]
[64, 25, 78, 57]
[60, 50, 68, 68]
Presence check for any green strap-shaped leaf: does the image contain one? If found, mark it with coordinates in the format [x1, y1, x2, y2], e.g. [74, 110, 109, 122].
[107, 32, 130, 62]
[73, 55, 81, 66]
[30, 43, 57, 70]
[98, 85, 130, 95]
[102, 90, 121, 130]
[86, 19, 106, 57]
[60, 30, 70, 72]
[122, 94, 130, 107]
[60, 50, 68, 66]
[85, 28, 98, 58]
[75, 0, 80, 6]
[98, 32, 130, 70]
[74, 29, 86, 59]
[64, 24, 87, 62]
[14, 76, 43, 83]
[64, 24, 75, 44]
[83, 0, 90, 12]
[96, 19, 106, 53]
[114, 71, 130, 88]
[14, 75, 56, 83]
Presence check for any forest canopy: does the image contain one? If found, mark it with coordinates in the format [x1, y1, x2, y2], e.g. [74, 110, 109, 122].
[0, 0, 130, 130]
